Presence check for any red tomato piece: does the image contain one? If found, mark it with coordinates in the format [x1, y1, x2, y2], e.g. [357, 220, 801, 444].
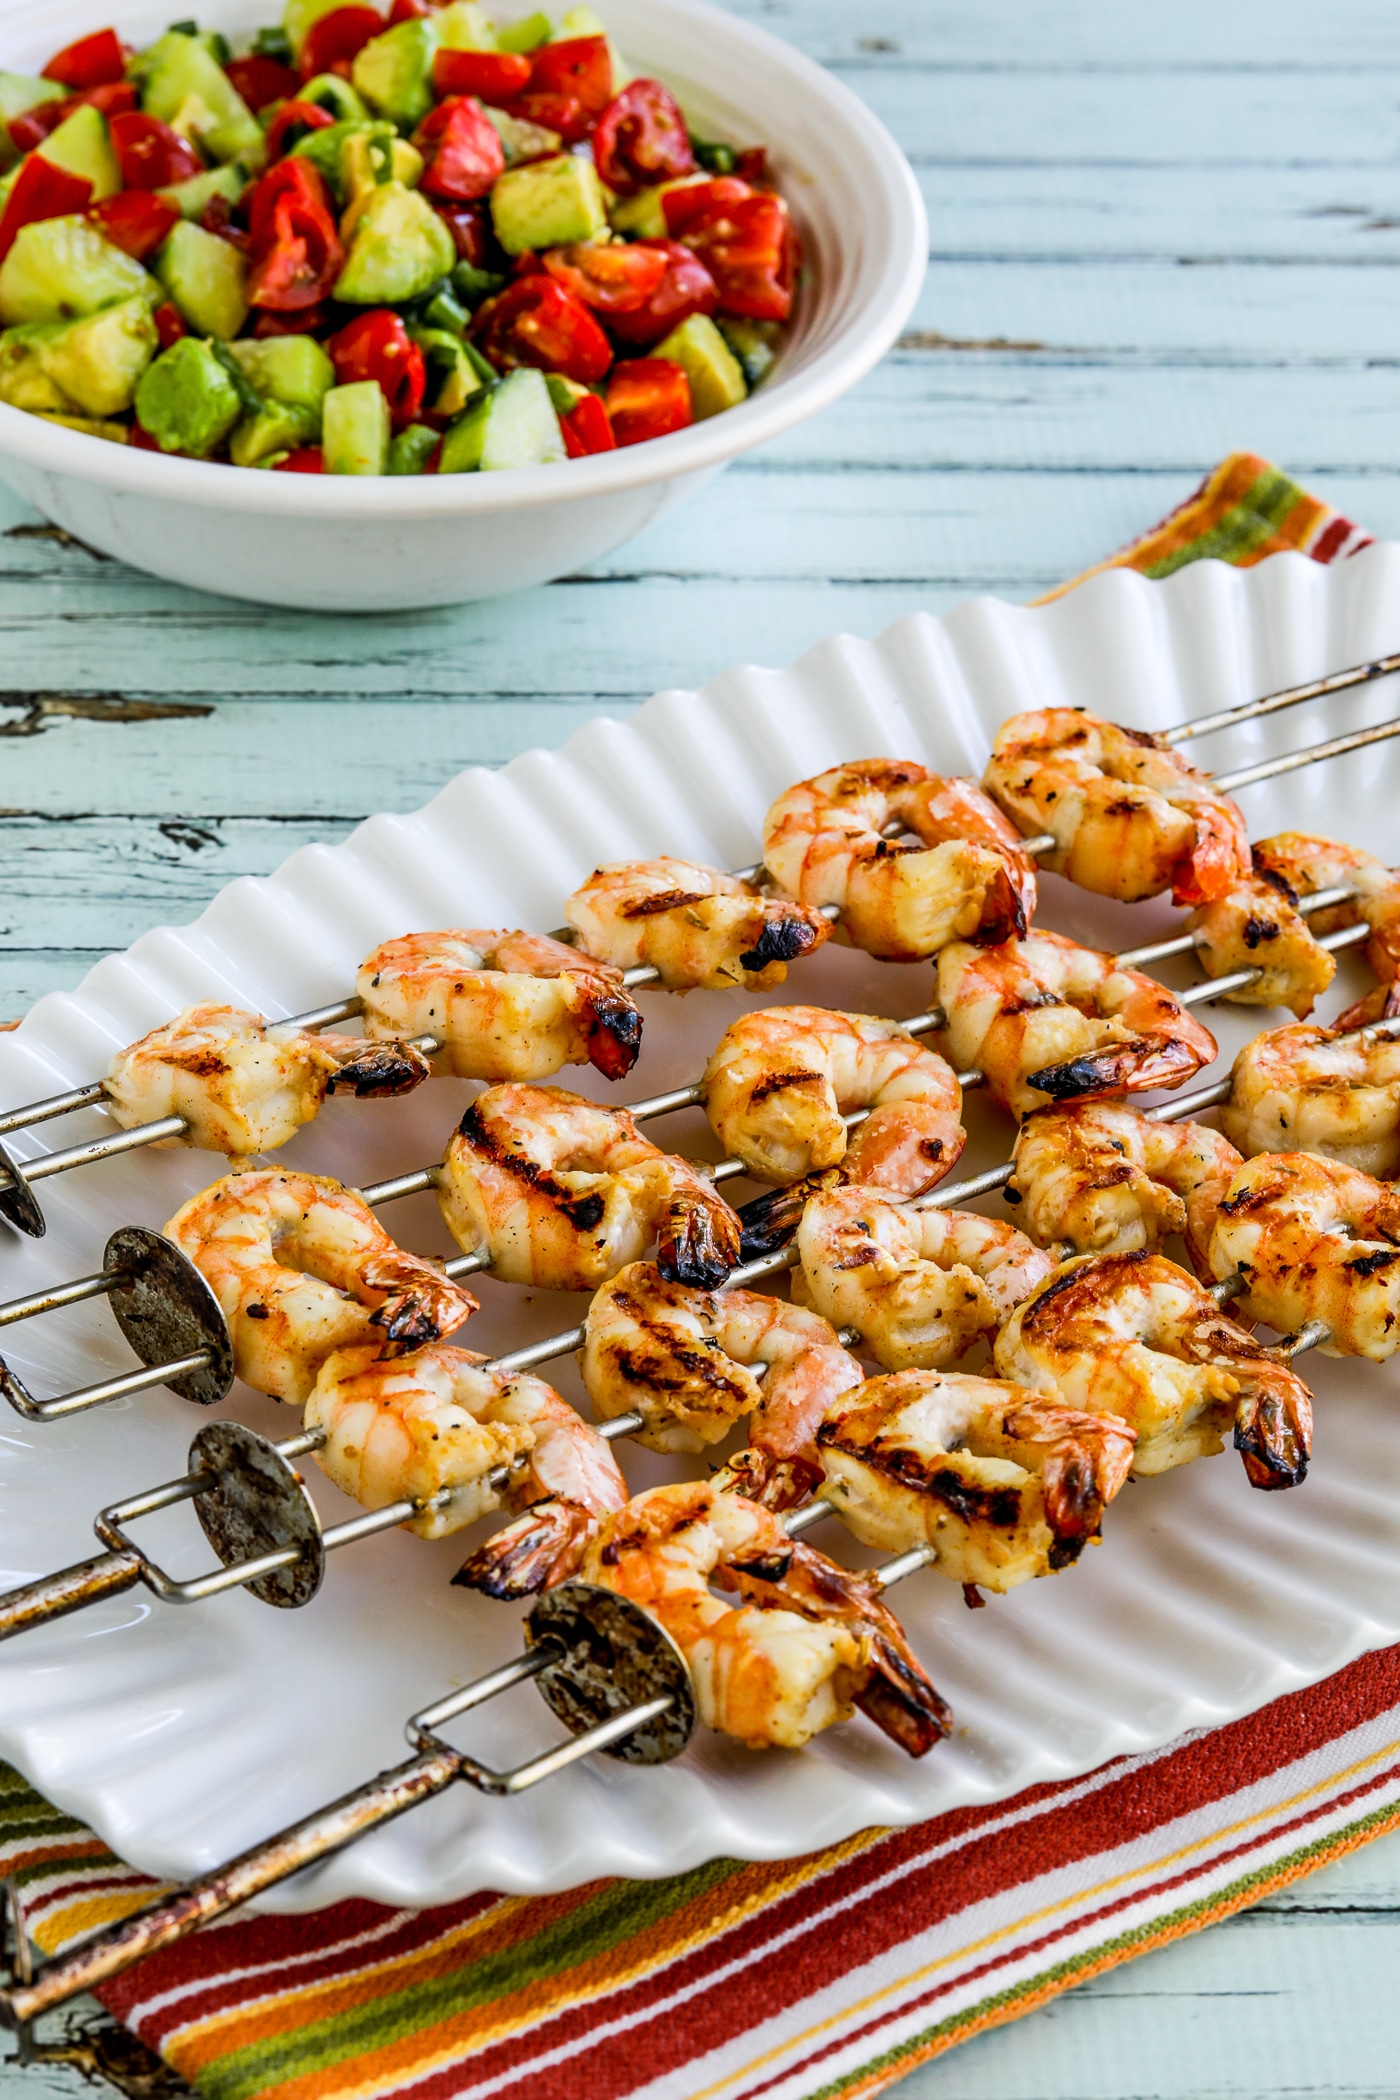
[736, 146, 767, 184]
[42, 28, 128, 90]
[299, 6, 383, 81]
[224, 53, 301, 112]
[153, 300, 188, 350]
[326, 309, 427, 427]
[254, 302, 330, 337]
[109, 111, 204, 190]
[561, 390, 616, 457]
[81, 79, 138, 117]
[389, 0, 433, 18]
[592, 77, 695, 195]
[432, 47, 531, 102]
[7, 101, 73, 154]
[676, 190, 797, 320]
[660, 176, 753, 239]
[472, 276, 613, 384]
[606, 239, 717, 348]
[528, 35, 612, 113]
[246, 157, 344, 310]
[263, 98, 336, 161]
[274, 447, 326, 471]
[130, 421, 163, 452]
[606, 357, 692, 446]
[89, 189, 179, 261]
[0, 154, 93, 265]
[413, 96, 504, 202]
[541, 240, 666, 314]
[508, 90, 587, 143]
[434, 199, 494, 266]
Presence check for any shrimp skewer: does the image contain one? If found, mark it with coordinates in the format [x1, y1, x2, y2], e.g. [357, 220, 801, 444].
[164, 1170, 479, 1405]
[1185, 860, 1337, 1018]
[1208, 1152, 1400, 1361]
[763, 761, 1037, 961]
[102, 1003, 431, 1160]
[357, 930, 643, 1083]
[1252, 833, 1400, 988]
[994, 1250, 1313, 1490]
[565, 859, 831, 991]
[1222, 1010, 1400, 1179]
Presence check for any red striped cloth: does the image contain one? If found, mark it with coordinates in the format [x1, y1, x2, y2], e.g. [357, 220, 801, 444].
[2, 455, 1383, 2098]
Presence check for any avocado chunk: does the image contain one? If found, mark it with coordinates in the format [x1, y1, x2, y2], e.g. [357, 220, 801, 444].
[439, 367, 565, 473]
[490, 153, 607, 257]
[717, 316, 779, 389]
[495, 11, 553, 54]
[33, 411, 129, 443]
[135, 335, 243, 456]
[158, 163, 247, 221]
[230, 396, 319, 467]
[141, 31, 263, 166]
[292, 120, 418, 207]
[31, 103, 122, 201]
[0, 216, 157, 327]
[436, 3, 498, 51]
[334, 181, 456, 305]
[226, 334, 335, 415]
[323, 379, 390, 474]
[411, 325, 490, 417]
[0, 298, 157, 417]
[608, 173, 708, 240]
[388, 421, 440, 475]
[654, 314, 746, 420]
[154, 222, 249, 341]
[351, 20, 439, 131]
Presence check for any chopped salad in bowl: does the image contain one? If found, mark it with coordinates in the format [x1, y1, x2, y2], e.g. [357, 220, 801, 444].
[0, 0, 800, 473]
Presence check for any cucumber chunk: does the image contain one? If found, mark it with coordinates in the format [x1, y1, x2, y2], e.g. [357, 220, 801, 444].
[334, 182, 456, 304]
[154, 221, 249, 341]
[439, 367, 565, 473]
[496, 11, 553, 54]
[135, 335, 243, 455]
[0, 216, 157, 328]
[388, 421, 441, 475]
[140, 31, 263, 166]
[0, 74, 65, 128]
[230, 397, 318, 467]
[35, 104, 121, 201]
[0, 297, 157, 418]
[482, 104, 562, 168]
[158, 163, 247, 221]
[490, 153, 607, 256]
[436, 3, 498, 51]
[323, 379, 391, 474]
[654, 313, 746, 419]
[717, 316, 779, 389]
[352, 19, 439, 131]
[227, 334, 335, 414]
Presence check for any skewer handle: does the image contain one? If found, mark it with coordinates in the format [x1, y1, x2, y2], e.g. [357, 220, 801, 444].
[0, 1549, 142, 1643]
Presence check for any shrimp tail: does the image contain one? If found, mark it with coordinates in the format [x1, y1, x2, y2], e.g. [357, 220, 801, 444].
[856, 1631, 955, 1758]
[972, 856, 1035, 947]
[1027, 1038, 1197, 1101]
[658, 1189, 742, 1289]
[454, 1498, 598, 1597]
[1335, 980, 1400, 1032]
[712, 1445, 824, 1512]
[323, 1038, 433, 1097]
[1039, 1429, 1136, 1561]
[738, 910, 828, 974]
[362, 1253, 479, 1354]
[737, 1168, 846, 1259]
[1233, 1368, 1312, 1490]
[583, 990, 644, 1081]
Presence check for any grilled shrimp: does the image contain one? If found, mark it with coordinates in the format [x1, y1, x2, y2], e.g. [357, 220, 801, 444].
[702, 1007, 967, 1195]
[575, 1480, 951, 1755]
[166, 1170, 478, 1405]
[1221, 1013, 1400, 1179]
[983, 708, 1249, 906]
[995, 1250, 1312, 1489]
[1009, 1101, 1244, 1277]
[308, 1342, 625, 1562]
[565, 858, 831, 991]
[581, 1259, 862, 1508]
[1186, 862, 1336, 1018]
[815, 1369, 1136, 1592]
[437, 1084, 742, 1292]
[103, 1002, 429, 1159]
[793, 1183, 1055, 1371]
[356, 929, 642, 1083]
[936, 931, 1218, 1117]
[1209, 1151, 1400, 1360]
[1252, 833, 1400, 986]
[762, 760, 1037, 961]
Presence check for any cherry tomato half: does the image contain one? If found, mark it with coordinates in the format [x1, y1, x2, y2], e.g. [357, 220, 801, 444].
[264, 98, 336, 161]
[560, 391, 616, 457]
[592, 77, 695, 195]
[274, 447, 327, 471]
[472, 276, 614, 384]
[298, 6, 382, 81]
[89, 189, 180, 261]
[541, 240, 667, 314]
[326, 309, 427, 427]
[660, 177, 753, 239]
[9, 79, 137, 154]
[153, 300, 188, 351]
[42, 28, 128, 90]
[432, 47, 532, 102]
[224, 53, 301, 112]
[674, 190, 797, 320]
[606, 239, 717, 349]
[413, 95, 504, 202]
[606, 357, 692, 445]
[0, 155, 93, 265]
[109, 111, 204, 191]
[246, 157, 344, 311]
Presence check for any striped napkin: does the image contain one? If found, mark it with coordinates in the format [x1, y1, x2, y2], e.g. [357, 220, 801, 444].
[0, 452, 1383, 2100]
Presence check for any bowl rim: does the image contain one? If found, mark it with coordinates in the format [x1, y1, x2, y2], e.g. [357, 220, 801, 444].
[0, 0, 927, 519]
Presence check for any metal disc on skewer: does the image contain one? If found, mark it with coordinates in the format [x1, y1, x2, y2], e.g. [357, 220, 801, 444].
[0, 1140, 44, 1239]
[527, 1583, 696, 1765]
[106, 1229, 233, 1408]
[188, 1421, 325, 1609]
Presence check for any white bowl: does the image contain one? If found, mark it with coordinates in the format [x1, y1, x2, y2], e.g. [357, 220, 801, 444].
[0, 0, 925, 610]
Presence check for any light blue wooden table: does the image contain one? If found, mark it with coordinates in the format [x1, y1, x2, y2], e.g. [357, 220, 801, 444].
[5, 0, 1400, 2092]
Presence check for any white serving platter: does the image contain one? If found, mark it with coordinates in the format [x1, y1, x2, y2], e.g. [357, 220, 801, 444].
[1, 543, 1399, 1912]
